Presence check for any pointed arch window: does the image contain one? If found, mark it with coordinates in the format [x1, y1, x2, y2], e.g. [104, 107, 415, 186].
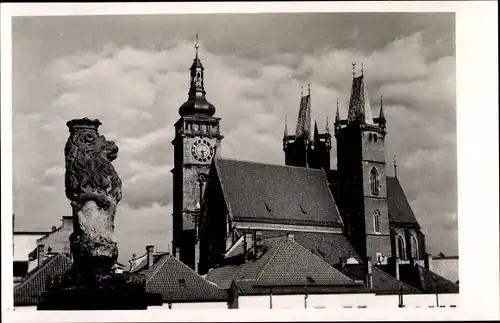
[370, 167, 380, 195]
[373, 210, 381, 233]
[397, 235, 406, 260]
[410, 234, 419, 260]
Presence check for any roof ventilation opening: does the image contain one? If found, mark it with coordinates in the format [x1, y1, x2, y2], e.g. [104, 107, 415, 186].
[300, 205, 307, 215]
[178, 278, 186, 287]
[264, 202, 272, 213]
[307, 276, 316, 284]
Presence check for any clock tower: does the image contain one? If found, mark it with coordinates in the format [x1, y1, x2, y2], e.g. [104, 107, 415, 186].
[171, 35, 223, 270]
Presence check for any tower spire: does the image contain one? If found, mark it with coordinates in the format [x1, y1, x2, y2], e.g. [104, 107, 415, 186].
[308, 83, 311, 96]
[378, 95, 386, 125]
[335, 97, 340, 123]
[178, 33, 216, 117]
[301, 85, 304, 97]
[361, 62, 364, 76]
[352, 63, 356, 79]
[325, 115, 330, 134]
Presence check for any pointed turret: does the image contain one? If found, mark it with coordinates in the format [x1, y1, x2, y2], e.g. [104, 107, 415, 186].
[347, 64, 373, 124]
[179, 33, 216, 117]
[295, 85, 313, 140]
[378, 95, 386, 124]
[335, 97, 340, 124]
[325, 116, 330, 134]
[283, 115, 288, 137]
[314, 120, 319, 140]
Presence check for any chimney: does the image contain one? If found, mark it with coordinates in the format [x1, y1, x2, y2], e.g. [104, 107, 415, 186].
[339, 257, 344, 269]
[395, 257, 400, 280]
[286, 233, 294, 241]
[37, 244, 45, 267]
[364, 257, 373, 290]
[146, 245, 155, 269]
[51, 226, 57, 232]
[62, 216, 73, 230]
[424, 253, 432, 270]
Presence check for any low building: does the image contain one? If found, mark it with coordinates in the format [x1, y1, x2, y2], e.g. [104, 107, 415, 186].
[429, 254, 459, 284]
[130, 246, 229, 309]
[14, 253, 72, 310]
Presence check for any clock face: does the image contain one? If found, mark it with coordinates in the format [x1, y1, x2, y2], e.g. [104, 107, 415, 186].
[191, 139, 214, 163]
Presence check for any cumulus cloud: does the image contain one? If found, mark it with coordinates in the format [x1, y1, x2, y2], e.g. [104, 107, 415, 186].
[13, 17, 457, 262]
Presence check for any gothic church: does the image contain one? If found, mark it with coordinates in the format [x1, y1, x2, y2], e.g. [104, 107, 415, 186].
[172, 43, 428, 277]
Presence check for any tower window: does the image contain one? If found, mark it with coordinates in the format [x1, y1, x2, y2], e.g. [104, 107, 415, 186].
[410, 234, 419, 260]
[397, 235, 406, 260]
[374, 134, 378, 142]
[373, 210, 381, 233]
[370, 167, 380, 195]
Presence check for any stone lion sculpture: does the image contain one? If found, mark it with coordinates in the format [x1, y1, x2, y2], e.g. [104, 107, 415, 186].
[64, 118, 122, 272]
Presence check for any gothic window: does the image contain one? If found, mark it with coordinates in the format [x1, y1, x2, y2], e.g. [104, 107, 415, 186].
[397, 235, 406, 260]
[410, 234, 419, 259]
[373, 210, 381, 233]
[370, 167, 380, 195]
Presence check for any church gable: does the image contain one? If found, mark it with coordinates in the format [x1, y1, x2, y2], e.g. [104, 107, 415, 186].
[386, 176, 420, 227]
[214, 158, 343, 228]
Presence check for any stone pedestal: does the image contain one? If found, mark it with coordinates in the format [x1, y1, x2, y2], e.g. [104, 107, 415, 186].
[37, 269, 162, 310]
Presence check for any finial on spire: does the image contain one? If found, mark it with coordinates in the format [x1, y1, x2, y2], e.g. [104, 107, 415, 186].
[361, 62, 364, 76]
[352, 63, 356, 78]
[381, 94, 384, 106]
[335, 97, 340, 123]
[195, 33, 199, 58]
[393, 154, 398, 177]
[308, 83, 311, 96]
[301, 85, 304, 97]
[325, 114, 330, 133]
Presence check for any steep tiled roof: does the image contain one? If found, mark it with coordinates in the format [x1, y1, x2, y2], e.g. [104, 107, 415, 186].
[397, 264, 459, 294]
[259, 230, 362, 264]
[207, 236, 362, 292]
[136, 253, 228, 303]
[386, 176, 420, 226]
[347, 75, 373, 124]
[340, 265, 419, 294]
[295, 94, 314, 139]
[14, 254, 72, 306]
[214, 158, 343, 227]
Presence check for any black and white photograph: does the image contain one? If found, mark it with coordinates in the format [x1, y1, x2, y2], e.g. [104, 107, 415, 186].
[1, 2, 498, 321]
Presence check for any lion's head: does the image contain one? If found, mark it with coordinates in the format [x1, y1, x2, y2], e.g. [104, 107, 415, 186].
[64, 118, 122, 205]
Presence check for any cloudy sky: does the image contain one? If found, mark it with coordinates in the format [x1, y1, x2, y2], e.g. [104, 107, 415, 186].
[12, 13, 456, 265]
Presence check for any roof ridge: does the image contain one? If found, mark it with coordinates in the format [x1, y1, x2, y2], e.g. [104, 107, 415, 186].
[14, 254, 66, 291]
[213, 158, 235, 221]
[145, 254, 170, 283]
[289, 237, 358, 284]
[216, 157, 324, 172]
[255, 236, 287, 280]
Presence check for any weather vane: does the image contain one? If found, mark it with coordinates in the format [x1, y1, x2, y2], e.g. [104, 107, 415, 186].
[352, 63, 356, 78]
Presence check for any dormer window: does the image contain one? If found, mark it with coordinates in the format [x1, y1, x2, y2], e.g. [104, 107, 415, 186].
[370, 167, 380, 195]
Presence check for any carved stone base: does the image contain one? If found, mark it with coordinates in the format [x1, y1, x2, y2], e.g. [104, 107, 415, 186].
[37, 270, 162, 310]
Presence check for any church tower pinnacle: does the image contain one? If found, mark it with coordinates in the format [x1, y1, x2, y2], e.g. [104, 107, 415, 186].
[283, 85, 331, 170]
